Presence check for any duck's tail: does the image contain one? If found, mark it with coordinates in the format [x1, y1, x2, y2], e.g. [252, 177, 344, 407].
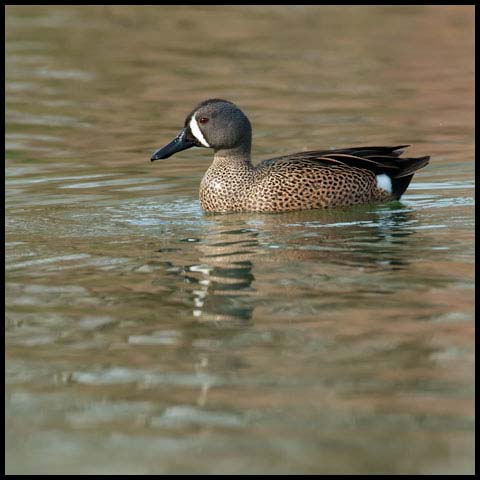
[390, 155, 430, 199]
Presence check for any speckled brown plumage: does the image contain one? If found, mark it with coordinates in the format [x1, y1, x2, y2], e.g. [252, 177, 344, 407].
[151, 99, 430, 214]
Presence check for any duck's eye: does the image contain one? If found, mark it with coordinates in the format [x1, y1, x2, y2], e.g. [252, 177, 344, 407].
[199, 117, 209, 124]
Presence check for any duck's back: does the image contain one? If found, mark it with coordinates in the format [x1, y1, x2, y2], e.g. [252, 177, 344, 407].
[243, 146, 430, 212]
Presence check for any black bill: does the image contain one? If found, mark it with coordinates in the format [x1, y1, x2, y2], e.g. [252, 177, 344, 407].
[150, 128, 196, 161]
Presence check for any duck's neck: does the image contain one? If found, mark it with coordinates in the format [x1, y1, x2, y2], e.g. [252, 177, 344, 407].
[212, 143, 253, 170]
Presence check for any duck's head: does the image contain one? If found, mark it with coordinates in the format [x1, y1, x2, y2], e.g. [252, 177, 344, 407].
[150, 99, 251, 161]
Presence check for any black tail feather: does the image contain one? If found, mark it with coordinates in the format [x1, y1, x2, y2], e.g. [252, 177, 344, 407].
[391, 174, 414, 199]
[392, 156, 430, 178]
[390, 155, 430, 199]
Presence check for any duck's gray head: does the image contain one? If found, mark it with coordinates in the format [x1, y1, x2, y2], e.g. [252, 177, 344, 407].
[151, 99, 251, 161]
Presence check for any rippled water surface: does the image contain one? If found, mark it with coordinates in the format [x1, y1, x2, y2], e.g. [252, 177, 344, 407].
[5, 5, 474, 474]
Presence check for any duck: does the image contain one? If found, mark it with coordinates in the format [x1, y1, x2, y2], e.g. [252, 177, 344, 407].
[150, 99, 430, 213]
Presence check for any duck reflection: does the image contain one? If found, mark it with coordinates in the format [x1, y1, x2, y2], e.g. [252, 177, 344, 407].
[184, 228, 259, 323]
[156, 203, 419, 323]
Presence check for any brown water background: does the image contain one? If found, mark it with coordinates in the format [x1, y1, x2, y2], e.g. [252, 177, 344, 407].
[5, 5, 474, 474]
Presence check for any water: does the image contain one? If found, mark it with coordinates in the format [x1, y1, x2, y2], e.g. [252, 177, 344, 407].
[5, 5, 474, 474]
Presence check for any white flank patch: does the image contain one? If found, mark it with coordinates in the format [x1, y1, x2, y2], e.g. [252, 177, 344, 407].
[189, 114, 210, 147]
[376, 174, 392, 193]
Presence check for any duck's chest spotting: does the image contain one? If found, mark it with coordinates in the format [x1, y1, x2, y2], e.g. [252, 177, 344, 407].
[199, 164, 254, 212]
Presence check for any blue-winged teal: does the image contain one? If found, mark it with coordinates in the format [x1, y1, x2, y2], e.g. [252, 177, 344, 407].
[151, 99, 430, 213]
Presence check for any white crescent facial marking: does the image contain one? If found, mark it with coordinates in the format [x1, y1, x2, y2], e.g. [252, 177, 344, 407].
[376, 173, 392, 194]
[189, 114, 210, 148]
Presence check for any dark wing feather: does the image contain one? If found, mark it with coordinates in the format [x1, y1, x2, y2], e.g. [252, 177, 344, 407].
[263, 145, 429, 179]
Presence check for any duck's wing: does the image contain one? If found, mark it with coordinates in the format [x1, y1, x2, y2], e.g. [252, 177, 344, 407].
[260, 145, 430, 179]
